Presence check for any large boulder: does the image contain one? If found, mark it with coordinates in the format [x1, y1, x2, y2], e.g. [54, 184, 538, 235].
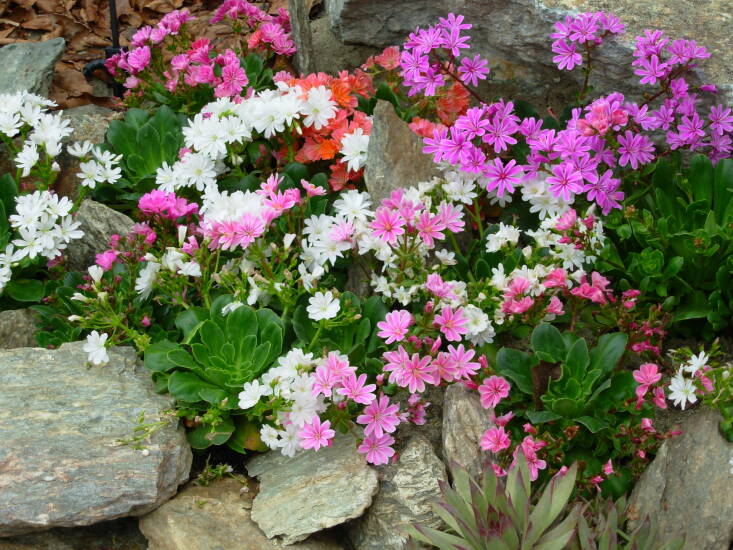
[442, 384, 492, 478]
[65, 200, 134, 271]
[139, 478, 345, 550]
[0, 342, 192, 537]
[347, 435, 446, 550]
[365, 100, 440, 206]
[627, 408, 733, 549]
[0, 38, 65, 97]
[0, 309, 37, 349]
[245, 433, 379, 544]
[295, 0, 733, 106]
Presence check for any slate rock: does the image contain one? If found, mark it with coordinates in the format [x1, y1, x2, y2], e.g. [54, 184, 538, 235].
[0, 38, 65, 97]
[0, 342, 191, 536]
[364, 100, 439, 206]
[246, 433, 378, 544]
[347, 435, 446, 550]
[65, 200, 134, 271]
[627, 408, 733, 549]
[0, 518, 147, 550]
[0, 309, 37, 349]
[442, 384, 492, 478]
[139, 478, 345, 550]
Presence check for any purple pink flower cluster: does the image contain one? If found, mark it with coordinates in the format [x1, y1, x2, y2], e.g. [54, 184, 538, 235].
[550, 12, 625, 71]
[138, 190, 199, 221]
[211, 0, 295, 55]
[399, 13, 490, 97]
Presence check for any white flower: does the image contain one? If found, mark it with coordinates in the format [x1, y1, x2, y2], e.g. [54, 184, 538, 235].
[333, 190, 373, 222]
[683, 351, 709, 375]
[83, 331, 109, 366]
[135, 261, 161, 300]
[238, 380, 267, 409]
[435, 249, 457, 265]
[339, 127, 369, 172]
[67, 140, 94, 158]
[668, 373, 698, 410]
[87, 265, 104, 284]
[77, 160, 104, 188]
[278, 424, 302, 457]
[177, 261, 202, 278]
[221, 301, 244, 316]
[306, 291, 340, 321]
[301, 86, 337, 130]
[15, 142, 39, 177]
[260, 425, 282, 449]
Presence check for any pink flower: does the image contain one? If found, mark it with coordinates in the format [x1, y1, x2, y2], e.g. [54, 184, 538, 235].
[415, 211, 446, 247]
[357, 394, 400, 438]
[602, 459, 614, 475]
[478, 376, 511, 409]
[633, 363, 661, 403]
[397, 352, 436, 393]
[370, 207, 405, 244]
[95, 250, 119, 271]
[126, 46, 151, 74]
[337, 373, 376, 405]
[434, 306, 469, 342]
[298, 417, 335, 451]
[546, 296, 565, 315]
[652, 386, 667, 409]
[446, 344, 480, 379]
[480, 427, 511, 453]
[543, 268, 568, 289]
[641, 418, 655, 433]
[215, 62, 249, 97]
[377, 310, 414, 344]
[358, 433, 396, 465]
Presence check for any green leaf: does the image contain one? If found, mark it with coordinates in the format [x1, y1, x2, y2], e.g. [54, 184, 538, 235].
[525, 410, 562, 424]
[0, 173, 18, 217]
[714, 158, 733, 223]
[175, 307, 209, 341]
[575, 416, 609, 433]
[227, 417, 268, 453]
[496, 348, 537, 394]
[531, 323, 566, 363]
[168, 371, 216, 403]
[167, 348, 199, 370]
[5, 279, 45, 302]
[187, 417, 235, 449]
[589, 332, 627, 376]
[564, 338, 590, 379]
[689, 154, 714, 207]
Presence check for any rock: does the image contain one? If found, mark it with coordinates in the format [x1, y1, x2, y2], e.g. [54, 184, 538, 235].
[0, 38, 65, 97]
[347, 435, 446, 550]
[306, 0, 733, 106]
[0, 518, 147, 550]
[0, 342, 192, 536]
[65, 200, 134, 271]
[139, 478, 345, 550]
[627, 408, 733, 549]
[0, 309, 37, 349]
[364, 100, 440, 206]
[287, 0, 377, 75]
[54, 106, 121, 199]
[442, 384, 492, 478]
[246, 433, 379, 544]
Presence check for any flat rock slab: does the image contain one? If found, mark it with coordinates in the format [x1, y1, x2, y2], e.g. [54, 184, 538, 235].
[139, 478, 345, 550]
[0, 38, 65, 96]
[348, 435, 446, 550]
[246, 433, 379, 544]
[627, 408, 733, 549]
[0, 342, 192, 536]
[442, 384, 492, 478]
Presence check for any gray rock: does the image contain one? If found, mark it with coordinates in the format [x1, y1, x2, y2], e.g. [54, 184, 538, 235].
[0, 518, 147, 550]
[139, 478, 345, 550]
[307, 0, 733, 106]
[0, 342, 192, 536]
[348, 435, 446, 550]
[246, 433, 378, 544]
[55, 106, 120, 199]
[627, 408, 733, 549]
[0, 38, 65, 97]
[65, 200, 134, 271]
[364, 100, 440, 206]
[0, 309, 37, 349]
[442, 384, 492, 478]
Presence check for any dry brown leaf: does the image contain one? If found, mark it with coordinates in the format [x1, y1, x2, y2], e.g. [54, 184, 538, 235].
[21, 13, 58, 31]
[33, 0, 57, 12]
[14, 0, 36, 9]
[53, 66, 94, 96]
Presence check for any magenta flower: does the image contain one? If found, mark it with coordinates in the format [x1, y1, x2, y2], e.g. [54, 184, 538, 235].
[126, 46, 151, 74]
[357, 394, 401, 437]
[552, 40, 582, 71]
[358, 433, 395, 465]
[709, 105, 733, 135]
[458, 54, 490, 87]
[434, 306, 469, 342]
[377, 310, 414, 344]
[482, 116, 518, 153]
[480, 426, 511, 453]
[617, 130, 655, 169]
[415, 211, 446, 247]
[370, 207, 406, 245]
[483, 158, 524, 197]
[633, 54, 669, 85]
[478, 375, 511, 409]
[298, 417, 335, 451]
[337, 373, 376, 405]
[546, 162, 584, 201]
[215, 63, 248, 98]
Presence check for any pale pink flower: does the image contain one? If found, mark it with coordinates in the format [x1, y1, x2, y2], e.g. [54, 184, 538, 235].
[434, 306, 469, 342]
[357, 394, 400, 437]
[633, 363, 661, 402]
[337, 373, 376, 404]
[397, 352, 436, 393]
[358, 433, 395, 465]
[298, 417, 335, 451]
[370, 207, 405, 244]
[602, 459, 614, 475]
[446, 344, 480, 379]
[546, 296, 564, 315]
[377, 310, 413, 344]
[641, 417, 655, 433]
